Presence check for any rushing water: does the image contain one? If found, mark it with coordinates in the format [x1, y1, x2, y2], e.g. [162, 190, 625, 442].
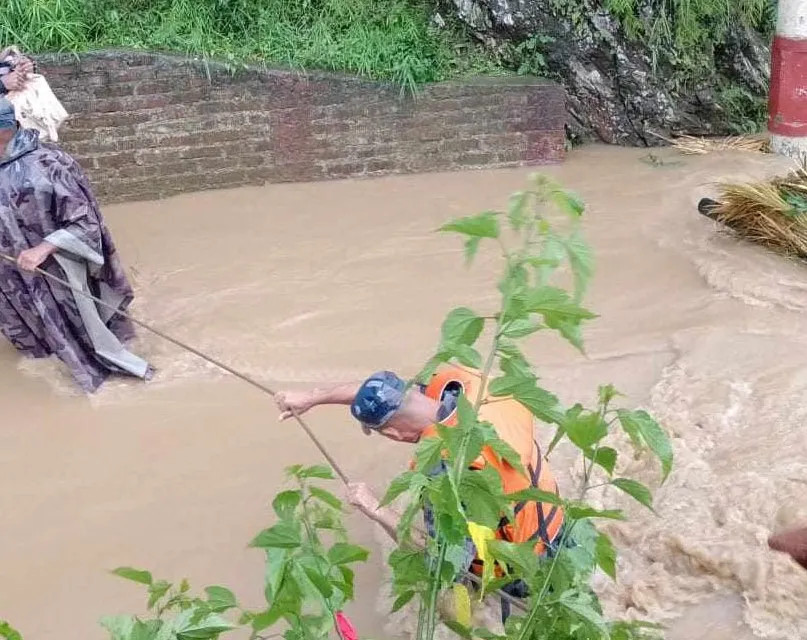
[1, 146, 806, 639]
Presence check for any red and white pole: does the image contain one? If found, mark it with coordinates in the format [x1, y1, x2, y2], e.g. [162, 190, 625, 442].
[769, 0, 807, 161]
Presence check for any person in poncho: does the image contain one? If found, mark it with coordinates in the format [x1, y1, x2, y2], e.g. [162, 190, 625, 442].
[0, 97, 151, 392]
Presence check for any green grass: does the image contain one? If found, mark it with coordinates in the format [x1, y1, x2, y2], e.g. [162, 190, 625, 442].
[1, 0, 503, 92]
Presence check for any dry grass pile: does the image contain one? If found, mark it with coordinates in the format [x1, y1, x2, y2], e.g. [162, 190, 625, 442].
[708, 166, 807, 258]
[673, 134, 770, 155]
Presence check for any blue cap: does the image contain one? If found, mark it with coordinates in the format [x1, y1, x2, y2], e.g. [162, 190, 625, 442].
[351, 371, 406, 433]
[0, 98, 15, 130]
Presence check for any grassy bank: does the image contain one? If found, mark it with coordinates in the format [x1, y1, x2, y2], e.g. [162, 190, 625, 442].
[2, 0, 502, 93]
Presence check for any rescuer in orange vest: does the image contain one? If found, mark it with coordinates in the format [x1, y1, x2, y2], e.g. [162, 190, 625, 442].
[275, 364, 565, 613]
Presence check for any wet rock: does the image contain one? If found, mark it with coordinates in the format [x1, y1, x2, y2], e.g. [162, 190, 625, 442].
[443, 0, 771, 145]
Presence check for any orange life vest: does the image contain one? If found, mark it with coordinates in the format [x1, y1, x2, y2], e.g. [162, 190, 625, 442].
[416, 364, 564, 558]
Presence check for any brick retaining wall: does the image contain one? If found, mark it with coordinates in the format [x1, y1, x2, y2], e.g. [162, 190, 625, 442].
[37, 51, 566, 203]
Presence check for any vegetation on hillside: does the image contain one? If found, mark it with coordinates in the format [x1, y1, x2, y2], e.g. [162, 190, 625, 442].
[2, 0, 501, 93]
[3, 0, 777, 134]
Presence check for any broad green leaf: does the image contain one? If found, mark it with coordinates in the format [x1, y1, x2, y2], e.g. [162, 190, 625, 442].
[0, 622, 22, 640]
[264, 547, 288, 604]
[380, 471, 426, 507]
[482, 428, 526, 474]
[130, 619, 162, 640]
[99, 616, 136, 640]
[487, 540, 540, 576]
[564, 411, 608, 449]
[550, 187, 585, 218]
[595, 531, 617, 580]
[459, 466, 506, 529]
[301, 565, 333, 599]
[251, 608, 281, 633]
[327, 542, 369, 565]
[562, 520, 600, 587]
[111, 567, 153, 586]
[586, 446, 618, 475]
[308, 486, 342, 510]
[147, 580, 171, 610]
[525, 286, 596, 322]
[567, 503, 626, 521]
[564, 229, 593, 301]
[296, 465, 335, 480]
[446, 424, 485, 470]
[511, 385, 564, 425]
[176, 613, 235, 640]
[414, 436, 443, 473]
[391, 590, 415, 613]
[456, 391, 478, 428]
[464, 236, 482, 264]
[488, 373, 535, 398]
[266, 571, 303, 621]
[396, 498, 423, 541]
[451, 344, 483, 369]
[440, 211, 500, 239]
[498, 352, 532, 380]
[618, 410, 673, 482]
[428, 475, 467, 545]
[250, 521, 301, 549]
[389, 548, 430, 591]
[441, 307, 485, 346]
[501, 318, 543, 338]
[204, 586, 237, 612]
[507, 191, 529, 230]
[272, 490, 302, 520]
[560, 595, 607, 634]
[535, 232, 565, 285]
[334, 565, 355, 600]
[505, 487, 563, 506]
[612, 478, 654, 511]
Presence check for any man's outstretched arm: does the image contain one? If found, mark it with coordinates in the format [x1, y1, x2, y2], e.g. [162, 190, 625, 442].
[275, 381, 362, 420]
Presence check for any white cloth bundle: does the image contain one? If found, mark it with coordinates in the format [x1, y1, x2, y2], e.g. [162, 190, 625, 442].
[7, 74, 69, 142]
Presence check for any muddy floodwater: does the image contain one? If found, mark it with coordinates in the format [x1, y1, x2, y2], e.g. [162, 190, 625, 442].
[2, 146, 807, 639]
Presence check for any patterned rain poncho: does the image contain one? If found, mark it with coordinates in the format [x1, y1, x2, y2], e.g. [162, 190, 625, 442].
[0, 127, 150, 391]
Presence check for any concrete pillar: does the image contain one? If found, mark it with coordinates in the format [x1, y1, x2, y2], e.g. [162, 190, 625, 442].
[769, 0, 807, 162]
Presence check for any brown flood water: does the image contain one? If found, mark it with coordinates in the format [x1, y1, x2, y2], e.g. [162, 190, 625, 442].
[2, 146, 807, 639]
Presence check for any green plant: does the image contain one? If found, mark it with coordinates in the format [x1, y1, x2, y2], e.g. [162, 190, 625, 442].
[512, 35, 555, 77]
[382, 174, 672, 640]
[0, 0, 502, 92]
[716, 84, 769, 135]
[605, 0, 772, 85]
[247, 464, 369, 639]
[97, 464, 369, 640]
[0, 621, 22, 640]
[5, 178, 673, 640]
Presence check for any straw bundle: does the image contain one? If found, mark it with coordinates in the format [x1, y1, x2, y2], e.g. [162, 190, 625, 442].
[699, 166, 807, 258]
[673, 135, 770, 155]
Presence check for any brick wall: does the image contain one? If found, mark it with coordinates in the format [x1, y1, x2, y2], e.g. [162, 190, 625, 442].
[37, 51, 566, 203]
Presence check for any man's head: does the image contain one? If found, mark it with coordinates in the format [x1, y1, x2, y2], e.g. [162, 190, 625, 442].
[350, 371, 441, 443]
[0, 98, 17, 148]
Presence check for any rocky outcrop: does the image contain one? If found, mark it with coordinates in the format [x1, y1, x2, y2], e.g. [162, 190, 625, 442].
[443, 0, 771, 145]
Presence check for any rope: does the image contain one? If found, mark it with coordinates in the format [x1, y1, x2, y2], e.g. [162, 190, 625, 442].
[0, 250, 529, 614]
[0, 252, 349, 483]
